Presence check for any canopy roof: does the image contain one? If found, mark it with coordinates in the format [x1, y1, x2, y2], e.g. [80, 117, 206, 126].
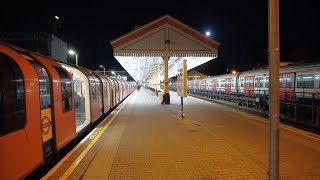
[111, 15, 220, 82]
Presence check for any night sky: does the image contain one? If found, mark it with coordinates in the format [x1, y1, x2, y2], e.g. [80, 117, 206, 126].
[1, 0, 320, 76]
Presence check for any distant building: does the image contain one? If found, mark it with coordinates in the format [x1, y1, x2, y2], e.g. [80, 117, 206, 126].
[0, 16, 68, 62]
[48, 34, 68, 62]
[0, 32, 68, 63]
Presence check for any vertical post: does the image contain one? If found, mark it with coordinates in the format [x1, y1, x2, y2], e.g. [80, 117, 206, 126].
[164, 53, 169, 94]
[317, 106, 320, 126]
[157, 63, 160, 92]
[138, 58, 141, 82]
[75, 54, 78, 66]
[268, 0, 280, 179]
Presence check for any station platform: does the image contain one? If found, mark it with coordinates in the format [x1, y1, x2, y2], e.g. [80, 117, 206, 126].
[42, 88, 320, 179]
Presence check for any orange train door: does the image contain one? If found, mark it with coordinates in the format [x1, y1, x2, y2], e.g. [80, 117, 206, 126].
[28, 53, 76, 151]
[24, 57, 55, 159]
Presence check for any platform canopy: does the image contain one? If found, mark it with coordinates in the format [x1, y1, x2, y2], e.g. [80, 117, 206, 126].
[111, 15, 220, 82]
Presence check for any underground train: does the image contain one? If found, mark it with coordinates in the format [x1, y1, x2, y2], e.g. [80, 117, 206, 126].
[0, 42, 136, 179]
[183, 63, 320, 101]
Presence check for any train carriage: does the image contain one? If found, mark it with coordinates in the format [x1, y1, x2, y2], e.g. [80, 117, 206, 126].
[0, 43, 78, 179]
[19, 49, 79, 155]
[0, 42, 135, 179]
[0, 44, 44, 179]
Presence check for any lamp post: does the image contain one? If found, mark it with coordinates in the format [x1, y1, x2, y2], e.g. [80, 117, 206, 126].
[100, 65, 105, 74]
[68, 50, 78, 66]
[268, 0, 280, 179]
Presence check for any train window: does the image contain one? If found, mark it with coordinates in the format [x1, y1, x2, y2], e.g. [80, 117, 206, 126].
[0, 53, 26, 136]
[213, 80, 217, 87]
[221, 80, 225, 87]
[28, 60, 51, 108]
[279, 74, 286, 88]
[54, 67, 73, 112]
[231, 79, 235, 87]
[265, 77, 269, 88]
[297, 74, 314, 88]
[250, 77, 254, 87]
[240, 78, 244, 87]
[255, 77, 264, 88]
[286, 74, 294, 88]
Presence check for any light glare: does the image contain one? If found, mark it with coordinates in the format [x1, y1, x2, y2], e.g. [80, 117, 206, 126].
[69, 50, 75, 55]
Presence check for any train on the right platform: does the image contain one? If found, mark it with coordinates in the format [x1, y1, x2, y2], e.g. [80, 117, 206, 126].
[171, 62, 320, 130]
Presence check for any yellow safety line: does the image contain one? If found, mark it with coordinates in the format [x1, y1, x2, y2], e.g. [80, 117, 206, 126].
[42, 92, 135, 179]
[59, 94, 133, 179]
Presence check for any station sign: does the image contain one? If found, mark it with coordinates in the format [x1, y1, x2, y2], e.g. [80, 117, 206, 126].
[177, 59, 187, 97]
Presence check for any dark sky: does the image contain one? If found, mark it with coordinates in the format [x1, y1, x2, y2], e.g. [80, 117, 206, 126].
[1, 0, 320, 75]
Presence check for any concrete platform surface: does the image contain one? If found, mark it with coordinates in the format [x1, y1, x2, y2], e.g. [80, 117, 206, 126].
[42, 88, 320, 179]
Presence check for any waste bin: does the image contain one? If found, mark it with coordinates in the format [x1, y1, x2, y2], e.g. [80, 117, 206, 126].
[161, 93, 170, 104]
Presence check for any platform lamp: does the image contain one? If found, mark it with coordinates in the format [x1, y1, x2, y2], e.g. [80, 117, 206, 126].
[68, 50, 78, 66]
[100, 65, 105, 74]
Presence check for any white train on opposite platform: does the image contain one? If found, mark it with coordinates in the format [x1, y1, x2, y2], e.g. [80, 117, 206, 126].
[181, 63, 320, 102]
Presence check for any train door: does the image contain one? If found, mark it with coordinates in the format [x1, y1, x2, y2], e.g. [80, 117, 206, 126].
[118, 80, 123, 101]
[113, 79, 120, 103]
[106, 77, 116, 107]
[21, 52, 76, 152]
[280, 73, 295, 100]
[93, 74, 103, 116]
[231, 78, 235, 94]
[87, 75, 100, 122]
[100, 76, 110, 113]
[225, 78, 232, 95]
[244, 76, 254, 96]
[195, 80, 200, 94]
[239, 77, 245, 96]
[202, 80, 206, 92]
[61, 65, 91, 133]
[213, 79, 219, 93]
[187, 81, 191, 92]
[27, 59, 55, 159]
[212, 79, 217, 93]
